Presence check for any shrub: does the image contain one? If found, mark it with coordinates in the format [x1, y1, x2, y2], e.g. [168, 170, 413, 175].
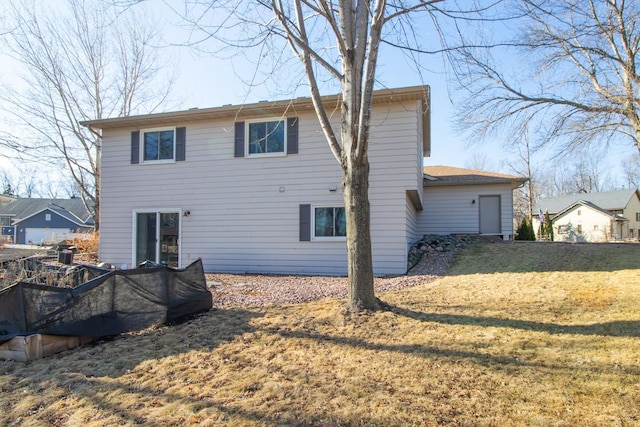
[69, 232, 99, 261]
[515, 217, 536, 240]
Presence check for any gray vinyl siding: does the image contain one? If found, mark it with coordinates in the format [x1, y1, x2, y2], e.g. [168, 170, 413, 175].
[418, 184, 515, 237]
[99, 101, 422, 275]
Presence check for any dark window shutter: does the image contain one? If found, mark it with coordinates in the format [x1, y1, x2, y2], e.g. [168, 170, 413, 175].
[299, 204, 311, 241]
[234, 121, 245, 157]
[131, 131, 140, 164]
[287, 117, 298, 154]
[175, 127, 186, 161]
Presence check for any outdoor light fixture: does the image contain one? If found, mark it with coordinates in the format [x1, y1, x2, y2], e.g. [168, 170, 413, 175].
[183, 210, 191, 217]
[472, 199, 476, 204]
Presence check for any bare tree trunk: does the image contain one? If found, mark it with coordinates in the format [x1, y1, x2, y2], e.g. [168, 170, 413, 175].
[203, 0, 443, 312]
[342, 158, 375, 310]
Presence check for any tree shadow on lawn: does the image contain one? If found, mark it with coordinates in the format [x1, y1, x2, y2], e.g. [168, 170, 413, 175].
[5, 302, 638, 426]
[54, 374, 341, 427]
[30, 307, 265, 378]
[385, 303, 640, 338]
[263, 322, 640, 379]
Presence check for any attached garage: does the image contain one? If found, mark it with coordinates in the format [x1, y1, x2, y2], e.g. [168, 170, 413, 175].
[418, 166, 527, 239]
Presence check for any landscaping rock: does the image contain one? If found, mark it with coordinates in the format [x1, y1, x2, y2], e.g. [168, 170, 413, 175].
[407, 234, 481, 270]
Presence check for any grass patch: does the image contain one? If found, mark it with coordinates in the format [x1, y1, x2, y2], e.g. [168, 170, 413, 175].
[1, 242, 639, 426]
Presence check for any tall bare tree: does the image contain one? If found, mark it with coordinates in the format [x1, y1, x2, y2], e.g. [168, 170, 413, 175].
[182, 0, 460, 311]
[453, 0, 640, 155]
[622, 153, 640, 188]
[0, 0, 176, 230]
[503, 126, 537, 222]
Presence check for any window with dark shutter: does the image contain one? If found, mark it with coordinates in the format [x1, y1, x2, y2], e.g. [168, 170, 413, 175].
[299, 204, 311, 241]
[234, 121, 245, 157]
[236, 117, 298, 157]
[287, 117, 298, 154]
[131, 130, 140, 164]
[175, 127, 186, 161]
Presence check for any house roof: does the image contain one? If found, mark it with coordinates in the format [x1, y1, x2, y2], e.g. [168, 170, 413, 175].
[536, 189, 640, 214]
[80, 85, 432, 156]
[553, 200, 628, 222]
[0, 198, 94, 226]
[423, 165, 528, 188]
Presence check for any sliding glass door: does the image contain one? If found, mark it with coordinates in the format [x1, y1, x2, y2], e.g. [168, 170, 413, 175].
[135, 211, 179, 267]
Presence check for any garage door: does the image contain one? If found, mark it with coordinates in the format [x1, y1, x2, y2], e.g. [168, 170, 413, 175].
[25, 228, 71, 245]
[479, 196, 501, 234]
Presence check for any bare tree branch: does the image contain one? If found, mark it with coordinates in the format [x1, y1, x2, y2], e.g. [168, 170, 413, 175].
[0, 0, 176, 230]
[453, 0, 640, 155]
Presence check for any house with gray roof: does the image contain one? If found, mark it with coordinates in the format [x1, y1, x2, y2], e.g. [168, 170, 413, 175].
[534, 189, 640, 241]
[0, 198, 94, 244]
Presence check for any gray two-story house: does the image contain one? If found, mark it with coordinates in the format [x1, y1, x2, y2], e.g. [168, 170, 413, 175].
[82, 86, 430, 275]
[82, 85, 523, 275]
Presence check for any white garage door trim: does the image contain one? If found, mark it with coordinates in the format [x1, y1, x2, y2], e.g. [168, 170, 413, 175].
[25, 228, 72, 245]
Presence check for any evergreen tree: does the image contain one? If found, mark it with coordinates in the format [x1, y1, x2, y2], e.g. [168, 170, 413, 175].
[544, 211, 554, 241]
[516, 217, 536, 241]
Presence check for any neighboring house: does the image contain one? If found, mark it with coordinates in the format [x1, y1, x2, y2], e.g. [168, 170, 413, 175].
[535, 189, 640, 242]
[419, 166, 527, 239]
[82, 86, 430, 275]
[550, 200, 627, 242]
[0, 198, 94, 245]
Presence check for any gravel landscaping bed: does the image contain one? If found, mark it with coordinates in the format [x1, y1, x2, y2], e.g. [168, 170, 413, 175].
[207, 251, 455, 308]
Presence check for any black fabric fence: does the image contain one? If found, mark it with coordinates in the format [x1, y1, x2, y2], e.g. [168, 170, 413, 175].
[0, 259, 211, 343]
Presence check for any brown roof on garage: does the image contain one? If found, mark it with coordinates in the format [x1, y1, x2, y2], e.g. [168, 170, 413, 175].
[423, 165, 527, 188]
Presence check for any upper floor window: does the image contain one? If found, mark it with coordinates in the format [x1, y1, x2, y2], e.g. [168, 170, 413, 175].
[131, 127, 185, 164]
[636, 213, 640, 221]
[247, 119, 285, 156]
[234, 117, 298, 158]
[143, 128, 175, 162]
[45, 213, 51, 222]
[314, 206, 346, 239]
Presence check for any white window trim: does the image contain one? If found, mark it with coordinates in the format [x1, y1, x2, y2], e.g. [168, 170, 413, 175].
[312, 205, 346, 241]
[140, 127, 177, 164]
[245, 117, 287, 158]
[45, 213, 51, 221]
[131, 208, 182, 268]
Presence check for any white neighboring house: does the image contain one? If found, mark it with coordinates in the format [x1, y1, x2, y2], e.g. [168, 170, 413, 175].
[535, 189, 640, 242]
[419, 166, 527, 240]
[550, 200, 627, 242]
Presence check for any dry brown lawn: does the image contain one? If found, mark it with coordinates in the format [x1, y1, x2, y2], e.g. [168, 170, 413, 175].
[1, 242, 639, 426]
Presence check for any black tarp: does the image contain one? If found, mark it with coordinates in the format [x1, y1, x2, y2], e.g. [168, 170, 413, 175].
[0, 259, 211, 343]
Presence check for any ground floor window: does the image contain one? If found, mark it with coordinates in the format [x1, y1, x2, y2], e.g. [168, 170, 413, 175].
[314, 206, 346, 239]
[135, 211, 180, 267]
